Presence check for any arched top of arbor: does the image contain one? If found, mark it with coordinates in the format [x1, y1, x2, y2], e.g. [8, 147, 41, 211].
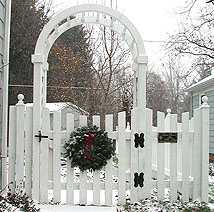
[33, 4, 146, 64]
[32, 4, 148, 132]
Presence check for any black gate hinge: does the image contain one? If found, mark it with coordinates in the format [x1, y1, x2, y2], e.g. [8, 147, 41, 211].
[134, 172, 144, 188]
[134, 133, 145, 148]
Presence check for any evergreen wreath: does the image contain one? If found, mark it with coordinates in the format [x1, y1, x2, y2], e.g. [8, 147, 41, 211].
[63, 125, 115, 172]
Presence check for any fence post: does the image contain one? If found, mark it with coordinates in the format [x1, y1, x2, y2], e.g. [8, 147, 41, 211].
[200, 96, 210, 202]
[15, 94, 25, 189]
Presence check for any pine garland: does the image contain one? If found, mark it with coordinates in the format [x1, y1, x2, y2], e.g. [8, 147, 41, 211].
[63, 125, 114, 172]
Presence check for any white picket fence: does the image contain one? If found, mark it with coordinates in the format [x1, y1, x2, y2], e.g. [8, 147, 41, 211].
[7, 97, 209, 205]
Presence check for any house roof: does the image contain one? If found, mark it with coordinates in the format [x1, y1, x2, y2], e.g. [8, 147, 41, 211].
[186, 73, 214, 93]
[26, 102, 89, 115]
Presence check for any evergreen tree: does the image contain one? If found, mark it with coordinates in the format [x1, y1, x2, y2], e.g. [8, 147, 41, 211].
[9, 0, 50, 105]
[47, 25, 93, 110]
[9, 1, 93, 107]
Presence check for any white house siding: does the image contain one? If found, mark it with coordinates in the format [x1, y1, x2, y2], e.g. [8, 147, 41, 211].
[0, 0, 10, 192]
[0, 0, 5, 190]
[205, 90, 214, 154]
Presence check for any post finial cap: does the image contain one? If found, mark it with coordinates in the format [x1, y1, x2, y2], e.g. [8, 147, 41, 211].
[202, 96, 208, 104]
[201, 95, 210, 108]
[17, 94, 24, 104]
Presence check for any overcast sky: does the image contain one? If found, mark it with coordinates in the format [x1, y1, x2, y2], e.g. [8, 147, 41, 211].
[52, 0, 188, 66]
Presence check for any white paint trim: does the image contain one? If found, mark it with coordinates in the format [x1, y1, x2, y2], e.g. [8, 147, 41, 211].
[187, 75, 214, 93]
[192, 87, 214, 97]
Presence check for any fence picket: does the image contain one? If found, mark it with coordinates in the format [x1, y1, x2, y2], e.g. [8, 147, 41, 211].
[92, 116, 101, 205]
[182, 112, 190, 201]
[8, 106, 16, 193]
[144, 108, 153, 197]
[66, 113, 75, 205]
[177, 123, 182, 174]
[104, 114, 113, 206]
[105, 114, 113, 206]
[79, 116, 88, 205]
[164, 113, 170, 170]
[193, 108, 201, 200]
[40, 107, 50, 203]
[189, 117, 194, 178]
[130, 108, 139, 202]
[25, 106, 33, 198]
[53, 111, 61, 203]
[169, 114, 178, 201]
[15, 102, 25, 188]
[118, 111, 126, 205]
[157, 111, 165, 200]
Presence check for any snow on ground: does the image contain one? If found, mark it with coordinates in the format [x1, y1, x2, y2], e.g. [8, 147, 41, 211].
[39, 205, 116, 212]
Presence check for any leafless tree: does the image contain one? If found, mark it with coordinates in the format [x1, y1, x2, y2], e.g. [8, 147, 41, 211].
[146, 67, 171, 125]
[165, 0, 214, 80]
[83, 25, 132, 126]
[161, 54, 191, 119]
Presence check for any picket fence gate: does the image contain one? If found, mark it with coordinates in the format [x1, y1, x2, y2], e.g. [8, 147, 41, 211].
[7, 95, 209, 206]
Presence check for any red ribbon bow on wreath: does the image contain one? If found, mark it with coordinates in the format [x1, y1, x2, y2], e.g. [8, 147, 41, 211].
[83, 132, 94, 159]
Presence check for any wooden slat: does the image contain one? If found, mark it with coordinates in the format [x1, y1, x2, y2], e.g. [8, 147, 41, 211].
[118, 111, 126, 205]
[66, 113, 75, 205]
[105, 114, 113, 206]
[177, 138, 182, 174]
[189, 117, 194, 179]
[92, 116, 100, 205]
[40, 107, 50, 203]
[126, 124, 131, 173]
[189, 117, 194, 132]
[138, 106, 146, 200]
[169, 114, 178, 201]
[15, 103, 25, 188]
[177, 123, 182, 174]
[25, 106, 33, 198]
[8, 106, 16, 193]
[164, 115, 170, 170]
[193, 108, 201, 200]
[152, 129, 157, 168]
[53, 111, 61, 203]
[130, 108, 139, 203]
[32, 62, 43, 201]
[79, 116, 87, 205]
[157, 111, 165, 200]
[182, 112, 190, 201]
[144, 108, 153, 197]
[48, 144, 53, 181]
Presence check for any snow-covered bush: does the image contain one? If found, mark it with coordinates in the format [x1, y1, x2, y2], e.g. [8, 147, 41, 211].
[0, 185, 40, 212]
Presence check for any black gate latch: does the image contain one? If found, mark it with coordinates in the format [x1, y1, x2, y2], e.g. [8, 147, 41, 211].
[35, 131, 48, 142]
[134, 133, 145, 148]
[134, 172, 144, 188]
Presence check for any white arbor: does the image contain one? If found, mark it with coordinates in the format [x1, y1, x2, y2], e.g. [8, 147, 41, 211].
[31, 4, 148, 201]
